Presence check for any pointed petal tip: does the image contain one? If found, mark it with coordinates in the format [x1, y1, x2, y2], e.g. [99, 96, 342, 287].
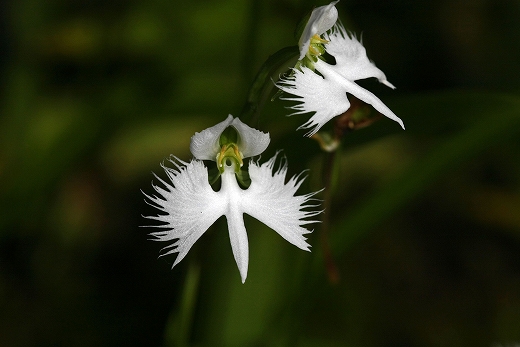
[382, 79, 396, 89]
[238, 260, 248, 283]
[225, 205, 250, 284]
[393, 115, 405, 130]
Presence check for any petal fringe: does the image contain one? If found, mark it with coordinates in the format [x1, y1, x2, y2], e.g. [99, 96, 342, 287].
[241, 153, 322, 251]
[277, 67, 351, 136]
[143, 158, 226, 268]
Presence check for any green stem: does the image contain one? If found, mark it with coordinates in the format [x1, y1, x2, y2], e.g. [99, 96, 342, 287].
[321, 149, 340, 284]
[164, 260, 201, 347]
[241, 0, 261, 88]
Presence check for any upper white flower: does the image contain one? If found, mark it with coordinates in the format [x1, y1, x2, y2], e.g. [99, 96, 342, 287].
[143, 116, 321, 283]
[298, 1, 339, 60]
[279, 3, 405, 136]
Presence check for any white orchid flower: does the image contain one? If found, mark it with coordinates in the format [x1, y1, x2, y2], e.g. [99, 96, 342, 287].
[143, 116, 321, 283]
[279, 3, 405, 136]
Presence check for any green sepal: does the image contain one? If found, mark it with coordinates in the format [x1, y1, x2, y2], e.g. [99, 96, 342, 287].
[235, 169, 251, 189]
[219, 126, 239, 147]
[207, 165, 222, 186]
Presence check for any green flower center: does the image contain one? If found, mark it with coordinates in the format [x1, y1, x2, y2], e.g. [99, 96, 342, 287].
[217, 126, 243, 173]
[217, 143, 243, 173]
[308, 34, 328, 59]
[296, 34, 329, 71]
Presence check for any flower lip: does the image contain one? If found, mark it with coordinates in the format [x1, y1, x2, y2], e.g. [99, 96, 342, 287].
[143, 153, 322, 283]
[190, 115, 270, 161]
[298, 1, 339, 60]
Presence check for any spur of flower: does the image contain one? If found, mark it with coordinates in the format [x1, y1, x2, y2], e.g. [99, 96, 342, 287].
[143, 115, 321, 283]
[277, 1, 405, 136]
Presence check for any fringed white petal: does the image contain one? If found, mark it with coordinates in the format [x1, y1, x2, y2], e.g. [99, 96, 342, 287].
[144, 151, 320, 283]
[298, 1, 339, 60]
[143, 157, 226, 268]
[277, 66, 351, 136]
[241, 153, 322, 251]
[230, 117, 270, 159]
[190, 115, 234, 160]
[324, 24, 395, 87]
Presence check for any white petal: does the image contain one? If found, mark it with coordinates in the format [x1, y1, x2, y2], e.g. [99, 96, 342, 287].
[143, 157, 226, 268]
[190, 115, 234, 160]
[316, 60, 405, 129]
[220, 165, 251, 283]
[298, 1, 339, 60]
[219, 168, 249, 283]
[277, 67, 351, 136]
[231, 117, 270, 159]
[324, 24, 395, 88]
[241, 154, 322, 251]
[226, 206, 249, 283]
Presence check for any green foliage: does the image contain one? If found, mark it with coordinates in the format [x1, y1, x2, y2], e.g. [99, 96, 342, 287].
[1, 0, 520, 346]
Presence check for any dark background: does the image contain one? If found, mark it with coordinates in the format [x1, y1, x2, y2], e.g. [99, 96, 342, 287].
[1, 0, 520, 346]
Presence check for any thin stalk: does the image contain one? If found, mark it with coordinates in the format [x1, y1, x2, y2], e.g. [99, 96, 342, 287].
[321, 149, 340, 284]
[163, 260, 201, 347]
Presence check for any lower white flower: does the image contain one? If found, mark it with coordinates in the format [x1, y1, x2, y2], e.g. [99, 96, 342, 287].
[278, 24, 405, 136]
[143, 117, 321, 283]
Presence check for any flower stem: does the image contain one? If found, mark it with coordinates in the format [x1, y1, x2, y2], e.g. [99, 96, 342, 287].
[321, 149, 340, 284]
[164, 260, 200, 347]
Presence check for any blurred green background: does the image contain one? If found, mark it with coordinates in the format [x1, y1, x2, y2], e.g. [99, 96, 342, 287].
[1, 0, 520, 346]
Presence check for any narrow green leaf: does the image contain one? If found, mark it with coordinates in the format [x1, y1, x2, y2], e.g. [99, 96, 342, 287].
[239, 46, 299, 123]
